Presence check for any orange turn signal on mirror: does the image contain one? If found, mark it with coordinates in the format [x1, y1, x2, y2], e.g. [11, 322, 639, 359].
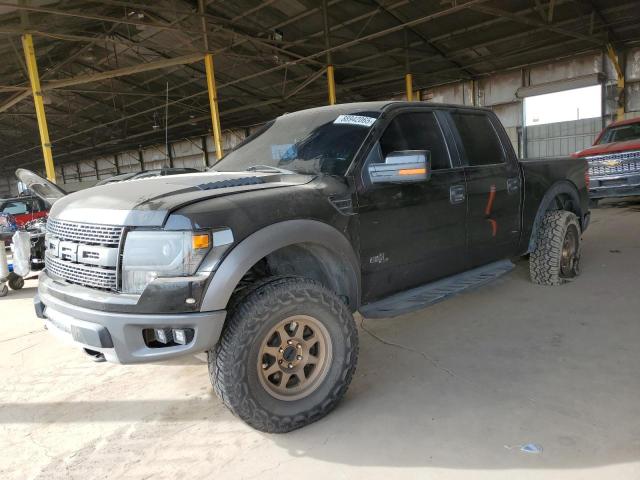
[398, 168, 427, 175]
[192, 234, 210, 249]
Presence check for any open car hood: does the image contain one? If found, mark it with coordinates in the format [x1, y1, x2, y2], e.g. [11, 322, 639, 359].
[15, 169, 67, 206]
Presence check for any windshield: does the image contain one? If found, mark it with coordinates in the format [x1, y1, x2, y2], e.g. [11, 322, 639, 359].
[1, 200, 29, 215]
[213, 107, 380, 175]
[598, 122, 640, 144]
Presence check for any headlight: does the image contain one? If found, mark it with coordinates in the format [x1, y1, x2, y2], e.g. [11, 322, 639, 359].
[121, 230, 224, 294]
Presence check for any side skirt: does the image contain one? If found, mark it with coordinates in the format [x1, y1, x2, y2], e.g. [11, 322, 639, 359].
[359, 260, 514, 319]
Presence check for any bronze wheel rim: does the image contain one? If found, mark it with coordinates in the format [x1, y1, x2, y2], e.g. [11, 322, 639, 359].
[257, 315, 332, 401]
[560, 225, 579, 278]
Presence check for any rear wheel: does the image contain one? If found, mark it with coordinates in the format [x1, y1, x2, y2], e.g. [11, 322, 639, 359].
[530, 210, 581, 285]
[209, 277, 358, 433]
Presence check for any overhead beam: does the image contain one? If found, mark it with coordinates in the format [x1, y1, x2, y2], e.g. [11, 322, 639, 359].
[469, 4, 605, 45]
[373, 0, 473, 78]
[574, 0, 617, 42]
[0, 53, 204, 112]
[0, 2, 203, 35]
[41, 53, 204, 91]
[0, 26, 125, 44]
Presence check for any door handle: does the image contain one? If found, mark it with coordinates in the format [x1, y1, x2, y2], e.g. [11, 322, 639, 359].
[507, 177, 520, 194]
[450, 185, 466, 205]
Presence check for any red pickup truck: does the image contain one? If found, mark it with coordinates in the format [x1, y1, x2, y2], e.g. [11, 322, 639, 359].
[0, 196, 49, 227]
[572, 117, 640, 206]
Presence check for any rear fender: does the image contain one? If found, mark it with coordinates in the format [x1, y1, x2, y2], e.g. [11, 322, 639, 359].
[528, 180, 583, 252]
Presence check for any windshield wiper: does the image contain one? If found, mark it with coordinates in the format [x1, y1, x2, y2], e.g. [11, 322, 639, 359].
[245, 165, 295, 174]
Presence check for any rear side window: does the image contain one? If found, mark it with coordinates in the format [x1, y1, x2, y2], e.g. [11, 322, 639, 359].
[379, 112, 451, 170]
[450, 112, 504, 166]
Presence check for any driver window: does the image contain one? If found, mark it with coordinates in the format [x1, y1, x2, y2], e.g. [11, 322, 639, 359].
[378, 112, 451, 170]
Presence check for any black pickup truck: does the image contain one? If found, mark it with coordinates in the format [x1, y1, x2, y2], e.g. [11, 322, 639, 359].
[23, 101, 589, 433]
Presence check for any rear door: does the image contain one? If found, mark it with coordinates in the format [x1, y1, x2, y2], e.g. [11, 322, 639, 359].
[356, 109, 468, 303]
[446, 110, 522, 266]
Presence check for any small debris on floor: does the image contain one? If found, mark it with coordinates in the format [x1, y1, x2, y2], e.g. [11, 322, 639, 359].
[504, 443, 543, 454]
[520, 443, 543, 454]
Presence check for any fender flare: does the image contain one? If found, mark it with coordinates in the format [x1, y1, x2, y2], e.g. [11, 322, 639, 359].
[528, 180, 583, 252]
[199, 219, 360, 312]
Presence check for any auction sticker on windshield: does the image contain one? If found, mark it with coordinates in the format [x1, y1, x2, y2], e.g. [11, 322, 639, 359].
[334, 114, 376, 127]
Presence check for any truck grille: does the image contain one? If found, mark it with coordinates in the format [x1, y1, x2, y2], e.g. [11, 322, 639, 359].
[45, 219, 122, 291]
[45, 252, 118, 290]
[587, 150, 640, 177]
[46, 218, 123, 246]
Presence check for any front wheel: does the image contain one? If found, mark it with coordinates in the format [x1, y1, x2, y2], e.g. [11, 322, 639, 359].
[530, 210, 581, 286]
[209, 277, 358, 433]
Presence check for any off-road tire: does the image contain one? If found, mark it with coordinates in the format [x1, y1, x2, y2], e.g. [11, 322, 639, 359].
[530, 210, 581, 286]
[209, 277, 358, 433]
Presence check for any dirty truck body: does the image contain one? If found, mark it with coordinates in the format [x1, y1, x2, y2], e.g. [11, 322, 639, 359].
[31, 101, 589, 432]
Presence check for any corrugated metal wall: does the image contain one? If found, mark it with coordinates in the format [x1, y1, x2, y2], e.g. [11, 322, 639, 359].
[525, 118, 602, 158]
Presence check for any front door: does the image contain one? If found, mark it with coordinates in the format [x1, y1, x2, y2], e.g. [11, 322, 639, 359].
[356, 110, 468, 303]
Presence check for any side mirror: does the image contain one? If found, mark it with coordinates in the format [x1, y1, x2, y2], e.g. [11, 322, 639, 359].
[368, 150, 431, 184]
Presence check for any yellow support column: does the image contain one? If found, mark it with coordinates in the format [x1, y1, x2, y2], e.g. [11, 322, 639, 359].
[204, 53, 223, 160]
[22, 33, 56, 182]
[405, 73, 413, 101]
[327, 65, 336, 105]
[606, 43, 625, 121]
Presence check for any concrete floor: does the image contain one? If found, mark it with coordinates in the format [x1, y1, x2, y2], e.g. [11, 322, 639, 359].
[1, 200, 640, 480]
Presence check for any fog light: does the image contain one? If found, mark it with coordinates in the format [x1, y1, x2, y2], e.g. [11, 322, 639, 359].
[155, 328, 172, 344]
[173, 328, 187, 345]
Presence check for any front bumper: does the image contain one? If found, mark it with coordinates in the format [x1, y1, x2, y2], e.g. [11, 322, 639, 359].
[589, 174, 640, 199]
[36, 277, 226, 364]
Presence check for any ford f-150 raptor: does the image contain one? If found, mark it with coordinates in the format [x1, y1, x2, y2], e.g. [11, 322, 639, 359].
[22, 101, 590, 433]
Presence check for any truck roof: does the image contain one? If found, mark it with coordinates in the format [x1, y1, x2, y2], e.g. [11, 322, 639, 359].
[279, 101, 491, 116]
[573, 115, 640, 157]
[603, 116, 640, 129]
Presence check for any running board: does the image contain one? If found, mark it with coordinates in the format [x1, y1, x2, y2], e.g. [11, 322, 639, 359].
[359, 260, 515, 319]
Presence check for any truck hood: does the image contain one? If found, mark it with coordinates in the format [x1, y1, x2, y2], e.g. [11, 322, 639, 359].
[48, 171, 313, 226]
[573, 139, 640, 158]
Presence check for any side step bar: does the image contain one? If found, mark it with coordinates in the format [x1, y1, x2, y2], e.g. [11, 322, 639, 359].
[359, 259, 515, 319]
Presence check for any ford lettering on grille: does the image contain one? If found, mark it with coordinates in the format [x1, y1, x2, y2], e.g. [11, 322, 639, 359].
[45, 219, 123, 291]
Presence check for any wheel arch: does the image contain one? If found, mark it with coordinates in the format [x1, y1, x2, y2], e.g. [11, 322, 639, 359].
[200, 219, 361, 312]
[528, 180, 583, 252]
